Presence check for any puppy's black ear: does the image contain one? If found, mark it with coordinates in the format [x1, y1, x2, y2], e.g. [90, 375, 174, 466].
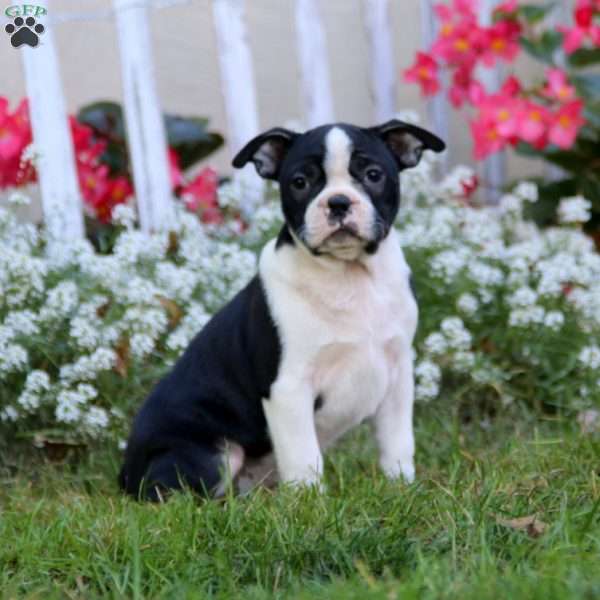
[369, 120, 446, 171]
[232, 128, 299, 179]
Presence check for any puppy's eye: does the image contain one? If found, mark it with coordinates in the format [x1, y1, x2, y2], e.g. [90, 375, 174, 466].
[292, 176, 308, 191]
[365, 168, 383, 183]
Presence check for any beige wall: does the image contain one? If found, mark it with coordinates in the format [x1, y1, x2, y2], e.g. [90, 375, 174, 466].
[1, 0, 543, 179]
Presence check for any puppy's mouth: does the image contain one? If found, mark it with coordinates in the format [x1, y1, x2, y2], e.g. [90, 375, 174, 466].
[325, 224, 362, 244]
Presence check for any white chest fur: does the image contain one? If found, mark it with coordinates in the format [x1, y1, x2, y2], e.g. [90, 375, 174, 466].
[259, 230, 418, 449]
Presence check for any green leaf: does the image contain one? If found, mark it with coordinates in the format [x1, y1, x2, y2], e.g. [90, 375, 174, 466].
[76, 102, 225, 176]
[577, 174, 600, 209]
[514, 141, 544, 158]
[77, 101, 129, 177]
[572, 73, 600, 101]
[164, 115, 224, 171]
[583, 102, 600, 129]
[519, 30, 563, 64]
[77, 101, 126, 142]
[518, 2, 557, 24]
[526, 177, 577, 226]
[568, 48, 600, 68]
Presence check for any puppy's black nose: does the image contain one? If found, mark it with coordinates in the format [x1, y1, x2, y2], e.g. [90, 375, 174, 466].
[328, 195, 351, 219]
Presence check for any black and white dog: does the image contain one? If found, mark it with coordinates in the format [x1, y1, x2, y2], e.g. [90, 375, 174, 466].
[119, 120, 445, 500]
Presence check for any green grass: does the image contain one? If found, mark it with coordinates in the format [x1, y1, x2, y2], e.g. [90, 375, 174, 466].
[1, 404, 599, 599]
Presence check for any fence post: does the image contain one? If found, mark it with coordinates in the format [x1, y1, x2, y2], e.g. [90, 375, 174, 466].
[212, 0, 263, 211]
[419, 0, 449, 173]
[294, 0, 335, 128]
[20, 0, 84, 240]
[477, 0, 506, 203]
[363, 0, 396, 123]
[113, 0, 174, 233]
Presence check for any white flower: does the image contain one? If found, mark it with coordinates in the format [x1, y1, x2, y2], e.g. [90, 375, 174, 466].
[508, 286, 538, 308]
[453, 351, 476, 372]
[112, 204, 137, 228]
[7, 191, 31, 206]
[17, 370, 51, 412]
[440, 317, 472, 350]
[499, 194, 522, 217]
[130, 333, 155, 359]
[4, 310, 39, 337]
[431, 249, 469, 283]
[579, 345, 600, 370]
[416, 381, 440, 402]
[468, 261, 504, 288]
[40, 281, 79, 322]
[437, 166, 476, 197]
[17, 390, 40, 411]
[84, 406, 110, 432]
[457, 293, 479, 316]
[0, 344, 28, 375]
[513, 182, 538, 203]
[70, 317, 101, 350]
[423, 332, 447, 356]
[557, 196, 591, 224]
[60, 348, 116, 384]
[544, 311, 565, 331]
[415, 360, 442, 384]
[0, 406, 19, 422]
[55, 390, 85, 423]
[509, 306, 545, 327]
[25, 370, 51, 393]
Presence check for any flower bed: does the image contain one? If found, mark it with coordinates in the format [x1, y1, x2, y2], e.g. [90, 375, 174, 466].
[404, 0, 600, 230]
[0, 151, 599, 448]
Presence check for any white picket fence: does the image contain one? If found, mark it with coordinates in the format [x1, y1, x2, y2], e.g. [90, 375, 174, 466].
[17, 0, 510, 240]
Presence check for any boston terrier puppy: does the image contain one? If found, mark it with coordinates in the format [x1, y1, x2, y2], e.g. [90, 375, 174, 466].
[119, 120, 445, 501]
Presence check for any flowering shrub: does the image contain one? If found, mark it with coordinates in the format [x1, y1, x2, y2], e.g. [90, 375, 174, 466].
[0, 98, 34, 188]
[404, 0, 600, 229]
[0, 98, 223, 224]
[0, 145, 599, 447]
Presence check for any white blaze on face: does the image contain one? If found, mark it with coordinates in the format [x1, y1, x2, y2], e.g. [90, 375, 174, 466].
[324, 127, 353, 183]
[303, 127, 377, 259]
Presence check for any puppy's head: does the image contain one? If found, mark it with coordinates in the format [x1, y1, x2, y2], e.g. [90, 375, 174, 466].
[233, 121, 445, 260]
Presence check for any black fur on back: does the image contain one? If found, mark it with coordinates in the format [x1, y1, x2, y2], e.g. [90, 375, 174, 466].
[119, 275, 280, 500]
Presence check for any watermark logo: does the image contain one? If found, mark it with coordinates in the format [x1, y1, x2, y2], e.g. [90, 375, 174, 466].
[4, 5, 46, 48]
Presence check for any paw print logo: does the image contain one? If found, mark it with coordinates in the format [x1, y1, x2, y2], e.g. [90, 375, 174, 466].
[5, 16, 45, 48]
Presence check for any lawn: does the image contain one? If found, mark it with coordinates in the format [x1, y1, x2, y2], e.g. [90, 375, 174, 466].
[1, 403, 599, 599]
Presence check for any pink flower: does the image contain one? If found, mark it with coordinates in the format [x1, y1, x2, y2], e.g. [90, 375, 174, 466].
[548, 101, 585, 148]
[500, 75, 522, 97]
[460, 173, 479, 198]
[494, 0, 518, 15]
[471, 113, 508, 159]
[448, 63, 483, 107]
[0, 98, 34, 189]
[543, 69, 577, 102]
[168, 148, 183, 190]
[431, 19, 484, 66]
[403, 52, 441, 96]
[481, 20, 521, 66]
[518, 102, 551, 148]
[78, 162, 111, 213]
[558, 0, 600, 53]
[180, 167, 221, 223]
[452, 0, 478, 18]
[558, 25, 587, 54]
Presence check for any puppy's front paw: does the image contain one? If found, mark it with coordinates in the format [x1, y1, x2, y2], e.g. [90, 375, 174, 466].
[287, 475, 326, 493]
[399, 461, 415, 484]
[381, 458, 415, 484]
